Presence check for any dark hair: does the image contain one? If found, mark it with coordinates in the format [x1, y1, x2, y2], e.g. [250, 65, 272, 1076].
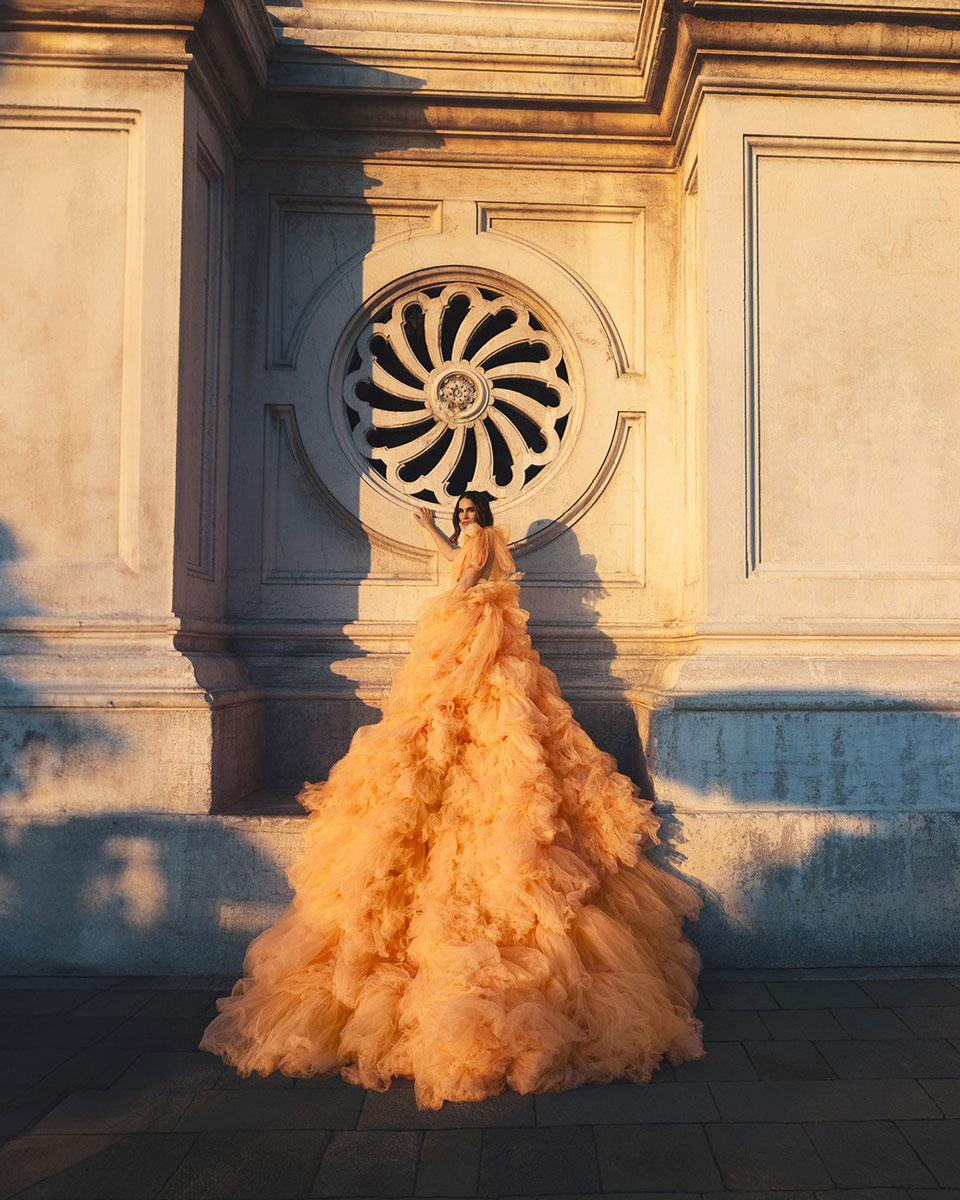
[452, 491, 493, 541]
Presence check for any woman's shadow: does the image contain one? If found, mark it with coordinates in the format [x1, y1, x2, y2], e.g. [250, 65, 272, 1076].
[517, 518, 655, 804]
[516, 517, 704, 955]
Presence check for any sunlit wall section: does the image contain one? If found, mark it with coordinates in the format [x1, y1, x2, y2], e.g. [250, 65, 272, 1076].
[653, 95, 960, 965]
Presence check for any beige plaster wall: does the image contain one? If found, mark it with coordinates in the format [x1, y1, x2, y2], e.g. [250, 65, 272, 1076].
[692, 93, 960, 631]
[1, 64, 187, 621]
[227, 160, 688, 630]
[0, 52, 259, 821]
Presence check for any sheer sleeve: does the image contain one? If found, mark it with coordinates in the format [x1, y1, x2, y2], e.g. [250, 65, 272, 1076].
[453, 525, 491, 582]
[486, 526, 515, 579]
[451, 524, 516, 585]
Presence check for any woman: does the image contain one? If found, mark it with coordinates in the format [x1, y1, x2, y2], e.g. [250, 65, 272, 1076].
[199, 493, 703, 1109]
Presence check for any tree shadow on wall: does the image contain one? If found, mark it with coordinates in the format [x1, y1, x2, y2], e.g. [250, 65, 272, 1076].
[0, 512, 291, 973]
[649, 688, 960, 968]
[0, 520, 125, 807]
[0, 810, 294, 974]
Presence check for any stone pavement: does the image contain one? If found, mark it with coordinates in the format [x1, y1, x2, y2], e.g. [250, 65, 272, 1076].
[1, 972, 960, 1199]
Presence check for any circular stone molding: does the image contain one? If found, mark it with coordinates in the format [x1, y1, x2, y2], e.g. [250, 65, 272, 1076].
[340, 281, 576, 506]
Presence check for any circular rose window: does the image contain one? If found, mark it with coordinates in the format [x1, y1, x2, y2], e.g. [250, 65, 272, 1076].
[340, 282, 575, 506]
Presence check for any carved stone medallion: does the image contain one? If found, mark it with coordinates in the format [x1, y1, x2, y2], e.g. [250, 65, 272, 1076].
[341, 281, 575, 505]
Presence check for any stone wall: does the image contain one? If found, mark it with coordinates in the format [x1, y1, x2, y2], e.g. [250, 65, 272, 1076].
[1, 0, 959, 972]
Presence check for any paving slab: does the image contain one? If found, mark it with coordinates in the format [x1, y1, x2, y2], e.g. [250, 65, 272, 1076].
[704, 1192, 815, 1200]
[0, 977, 121, 991]
[22, 1044, 143, 1093]
[761, 1010, 851, 1041]
[0, 1132, 195, 1200]
[861, 981, 960, 1008]
[898, 1119, 960, 1187]
[703, 1009, 772, 1041]
[177, 1088, 365, 1131]
[0, 1103, 54, 1145]
[292, 1074, 357, 1089]
[767, 982, 875, 1010]
[595, 1122, 722, 1192]
[415, 1128, 482, 1197]
[109, 976, 235, 991]
[214, 1064, 297, 1089]
[707, 1122, 833, 1190]
[311, 1129, 422, 1198]
[0, 989, 102, 1016]
[113, 1051, 225, 1091]
[817, 1039, 960, 1079]
[535, 1081, 719, 1124]
[704, 1191, 816, 1200]
[834, 1010, 917, 1040]
[3, 972, 960, 1198]
[479, 1127, 600, 1196]
[0, 1048, 85, 1090]
[814, 1191, 912, 1200]
[498, 1193, 704, 1200]
[0, 1016, 120, 1050]
[31, 1089, 194, 1135]
[896, 1008, 960, 1039]
[69, 991, 157, 1019]
[672, 1041, 758, 1081]
[98, 1017, 211, 1053]
[359, 1085, 534, 1129]
[157, 1129, 330, 1199]
[804, 1121, 935, 1189]
[0, 1135, 120, 1200]
[710, 1079, 941, 1122]
[745, 1040, 836, 1081]
[702, 982, 779, 1010]
[918, 1078, 960, 1117]
[135, 990, 221, 1020]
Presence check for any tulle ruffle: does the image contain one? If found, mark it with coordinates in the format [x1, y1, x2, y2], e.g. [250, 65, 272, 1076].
[200, 581, 703, 1109]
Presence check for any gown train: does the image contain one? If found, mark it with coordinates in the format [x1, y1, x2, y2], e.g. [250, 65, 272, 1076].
[199, 523, 703, 1109]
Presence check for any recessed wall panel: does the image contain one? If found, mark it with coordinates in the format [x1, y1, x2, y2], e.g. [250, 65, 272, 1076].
[1, 118, 134, 566]
[749, 142, 960, 579]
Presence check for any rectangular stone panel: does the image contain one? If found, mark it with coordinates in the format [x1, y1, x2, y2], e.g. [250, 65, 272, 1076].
[748, 140, 960, 578]
[268, 196, 441, 365]
[0, 113, 138, 569]
[480, 202, 645, 374]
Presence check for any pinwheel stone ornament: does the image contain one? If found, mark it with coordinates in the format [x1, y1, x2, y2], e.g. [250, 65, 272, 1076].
[343, 283, 575, 504]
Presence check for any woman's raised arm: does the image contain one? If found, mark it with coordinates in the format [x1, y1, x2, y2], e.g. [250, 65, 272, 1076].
[414, 506, 459, 561]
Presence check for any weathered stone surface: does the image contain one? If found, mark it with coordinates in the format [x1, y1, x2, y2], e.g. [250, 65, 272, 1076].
[3, 0, 960, 975]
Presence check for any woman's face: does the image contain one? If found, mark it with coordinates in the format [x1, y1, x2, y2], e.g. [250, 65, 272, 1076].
[457, 498, 478, 527]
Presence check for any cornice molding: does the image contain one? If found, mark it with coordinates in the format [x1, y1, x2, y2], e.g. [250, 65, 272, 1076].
[0, 1, 203, 18]
[189, 0, 276, 133]
[0, 0, 276, 136]
[244, 0, 960, 165]
[0, 0, 204, 68]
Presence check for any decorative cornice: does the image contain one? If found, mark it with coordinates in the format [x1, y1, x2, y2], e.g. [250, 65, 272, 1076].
[267, 1, 669, 102]
[0, 0, 204, 68]
[0, 1, 203, 18]
[246, 0, 960, 165]
[188, 0, 276, 136]
[0, 0, 276, 142]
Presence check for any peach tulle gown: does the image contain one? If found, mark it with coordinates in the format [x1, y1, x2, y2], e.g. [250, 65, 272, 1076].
[199, 523, 703, 1108]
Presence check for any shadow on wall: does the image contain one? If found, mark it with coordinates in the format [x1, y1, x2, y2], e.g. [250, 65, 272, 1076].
[0, 810, 295, 974]
[0, 517, 291, 973]
[227, 42, 445, 795]
[0, 521, 125, 805]
[520, 519, 654, 798]
[650, 690, 960, 967]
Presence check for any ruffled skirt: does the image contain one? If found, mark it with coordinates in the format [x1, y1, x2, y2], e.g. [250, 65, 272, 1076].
[199, 580, 703, 1109]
